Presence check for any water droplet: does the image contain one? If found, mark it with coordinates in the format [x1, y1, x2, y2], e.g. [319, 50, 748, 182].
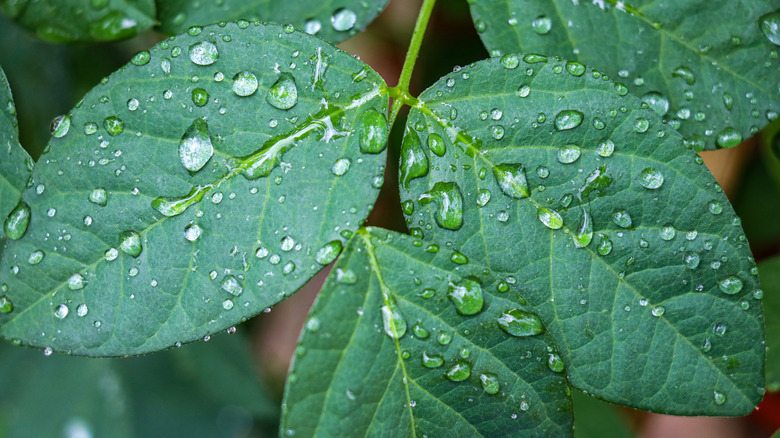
[633, 118, 650, 133]
[54, 304, 69, 319]
[659, 225, 676, 241]
[554, 110, 584, 130]
[437, 331, 452, 345]
[522, 53, 547, 63]
[4, 200, 31, 240]
[232, 71, 259, 97]
[103, 116, 124, 136]
[130, 50, 150, 66]
[715, 127, 742, 148]
[105, 248, 119, 261]
[537, 207, 563, 229]
[426, 133, 447, 157]
[718, 276, 743, 295]
[184, 224, 202, 242]
[331, 8, 357, 31]
[191, 88, 209, 107]
[89, 187, 108, 206]
[642, 92, 670, 116]
[450, 251, 468, 264]
[759, 10, 780, 46]
[597, 233, 613, 256]
[422, 352, 444, 368]
[221, 275, 243, 296]
[418, 182, 462, 230]
[447, 278, 484, 315]
[497, 309, 544, 337]
[480, 373, 500, 394]
[517, 84, 531, 97]
[304, 18, 322, 35]
[0, 296, 13, 313]
[708, 200, 723, 215]
[573, 209, 593, 248]
[120, 230, 142, 257]
[565, 62, 585, 77]
[444, 360, 471, 382]
[267, 73, 298, 110]
[412, 323, 430, 339]
[500, 53, 520, 69]
[651, 306, 665, 317]
[672, 66, 696, 85]
[531, 16, 552, 34]
[476, 189, 491, 207]
[683, 252, 701, 269]
[547, 353, 564, 373]
[557, 145, 581, 164]
[315, 240, 343, 265]
[713, 391, 726, 405]
[222, 299, 234, 310]
[381, 302, 407, 339]
[639, 168, 664, 189]
[51, 115, 71, 138]
[68, 273, 87, 290]
[189, 41, 219, 66]
[612, 210, 632, 228]
[179, 118, 214, 172]
[359, 109, 388, 154]
[28, 250, 44, 265]
[331, 158, 351, 176]
[77, 303, 89, 317]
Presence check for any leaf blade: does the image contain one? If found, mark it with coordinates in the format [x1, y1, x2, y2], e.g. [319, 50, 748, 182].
[0, 22, 389, 356]
[469, 0, 780, 150]
[401, 55, 764, 415]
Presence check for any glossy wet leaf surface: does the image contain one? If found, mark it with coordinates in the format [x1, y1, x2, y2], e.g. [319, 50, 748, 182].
[571, 390, 631, 438]
[0, 22, 388, 356]
[468, 0, 780, 151]
[0, 0, 156, 42]
[0, 333, 277, 437]
[283, 228, 573, 437]
[400, 55, 763, 415]
[0, 66, 33, 248]
[760, 256, 780, 392]
[157, 0, 389, 44]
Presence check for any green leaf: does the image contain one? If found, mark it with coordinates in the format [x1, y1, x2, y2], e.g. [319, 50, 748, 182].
[571, 390, 632, 438]
[0, 66, 33, 245]
[0, 333, 276, 437]
[282, 227, 573, 437]
[468, 0, 780, 151]
[0, 22, 389, 356]
[0, 0, 156, 43]
[400, 54, 764, 415]
[156, 0, 390, 44]
[760, 256, 780, 392]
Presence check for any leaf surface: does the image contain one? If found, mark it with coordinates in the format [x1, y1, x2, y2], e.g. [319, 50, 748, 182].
[760, 256, 780, 392]
[0, 22, 389, 356]
[468, 0, 780, 150]
[0, 0, 156, 42]
[283, 227, 573, 437]
[0, 333, 276, 437]
[400, 54, 764, 415]
[156, 0, 389, 44]
[571, 390, 631, 438]
[0, 66, 33, 247]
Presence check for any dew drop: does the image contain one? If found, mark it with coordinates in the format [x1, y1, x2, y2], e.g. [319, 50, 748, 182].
[315, 240, 343, 265]
[50, 115, 71, 138]
[267, 73, 298, 110]
[232, 71, 259, 97]
[554, 110, 584, 130]
[659, 225, 676, 241]
[179, 118, 214, 172]
[642, 92, 670, 116]
[596, 233, 613, 256]
[103, 116, 124, 136]
[422, 352, 444, 368]
[189, 41, 219, 66]
[565, 62, 585, 77]
[547, 353, 564, 373]
[191, 88, 209, 107]
[759, 10, 780, 46]
[639, 168, 664, 189]
[331, 158, 351, 176]
[331, 8, 357, 31]
[500, 53, 520, 69]
[537, 207, 563, 229]
[557, 145, 581, 164]
[184, 223, 202, 242]
[68, 273, 87, 290]
[713, 391, 726, 405]
[381, 302, 407, 339]
[444, 360, 471, 382]
[715, 127, 742, 148]
[359, 109, 388, 154]
[683, 252, 701, 269]
[120, 230, 142, 257]
[476, 189, 491, 207]
[480, 373, 500, 394]
[437, 331, 452, 345]
[304, 19, 322, 35]
[447, 278, 484, 315]
[427, 133, 446, 157]
[596, 139, 615, 157]
[418, 181, 462, 231]
[497, 309, 544, 337]
[221, 275, 243, 296]
[0, 297, 12, 313]
[531, 16, 552, 34]
[4, 200, 31, 240]
[612, 210, 632, 228]
[633, 118, 650, 133]
[89, 187, 108, 206]
[718, 276, 743, 295]
[493, 163, 530, 199]
[54, 304, 69, 319]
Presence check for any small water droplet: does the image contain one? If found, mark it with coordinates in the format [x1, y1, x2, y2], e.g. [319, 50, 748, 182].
[120, 230, 142, 257]
[633, 118, 650, 133]
[597, 233, 613, 256]
[713, 391, 726, 405]
[68, 273, 87, 290]
[0, 296, 12, 313]
[331, 158, 351, 176]
[427, 133, 446, 157]
[480, 373, 500, 394]
[184, 223, 202, 242]
[27, 250, 44, 265]
[672, 66, 696, 85]
[315, 240, 343, 265]
[179, 118, 214, 172]
[77, 303, 89, 317]
[596, 139, 615, 157]
[221, 275, 243, 296]
[381, 301, 406, 339]
[89, 187, 108, 206]
[565, 62, 585, 77]
[54, 304, 69, 319]
[422, 352, 444, 368]
[642, 92, 670, 116]
[531, 16, 552, 34]
[497, 308, 544, 336]
[103, 116, 124, 136]
[547, 353, 564, 373]
[554, 110, 584, 130]
[759, 10, 780, 46]
[718, 276, 743, 295]
[500, 53, 520, 69]
[437, 331, 452, 345]
[659, 225, 676, 241]
[447, 278, 484, 315]
[651, 306, 665, 317]
[304, 18, 322, 35]
[359, 109, 388, 154]
[716, 127, 742, 148]
[683, 252, 701, 269]
[51, 115, 71, 138]
[444, 360, 471, 382]
[612, 210, 632, 228]
[557, 145, 581, 164]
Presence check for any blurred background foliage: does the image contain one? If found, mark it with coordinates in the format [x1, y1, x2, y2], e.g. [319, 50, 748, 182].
[1, 0, 779, 436]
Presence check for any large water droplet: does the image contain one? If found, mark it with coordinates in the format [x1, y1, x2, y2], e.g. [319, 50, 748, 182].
[103, 116, 124, 136]
[537, 207, 563, 229]
[422, 352, 444, 368]
[412, 323, 429, 339]
[596, 139, 615, 157]
[427, 133, 446, 157]
[51, 115, 71, 138]
[497, 309, 544, 337]
[400, 130, 429, 188]
[718, 276, 743, 295]
[28, 250, 45, 265]
[418, 182, 463, 231]
[4, 200, 31, 240]
[89, 187, 108, 206]
[565, 62, 585, 77]
[715, 127, 742, 148]
[232, 71, 259, 97]
[120, 230, 142, 257]
[493, 163, 530, 199]
[554, 110, 584, 130]
[444, 360, 471, 382]
[447, 278, 484, 315]
[359, 109, 388, 154]
[480, 373, 500, 394]
[683, 252, 701, 269]
[184, 224, 202, 242]
[315, 240, 343, 265]
[0, 296, 13, 313]
[381, 301, 407, 339]
[547, 353, 564, 373]
[759, 10, 780, 46]
[68, 273, 87, 290]
[476, 189, 491, 207]
[597, 233, 613, 256]
[189, 41, 219, 66]
[221, 275, 243, 296]
[557, 145, 581, 164]
[331, 8, 357, 31]
[531, 16, 552, 34]
[612, 210, 632, 228]
[54, 304, 69, 319]
[639, 168, 664, 189]
[642, 92, 670, 116]
[179, 118, 213, 172]
[304, 18, 322, 35]
[267, 73, 298, 110]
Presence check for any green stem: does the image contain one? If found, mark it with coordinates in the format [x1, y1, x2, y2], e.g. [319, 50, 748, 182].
[389, 0, 437, 126]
